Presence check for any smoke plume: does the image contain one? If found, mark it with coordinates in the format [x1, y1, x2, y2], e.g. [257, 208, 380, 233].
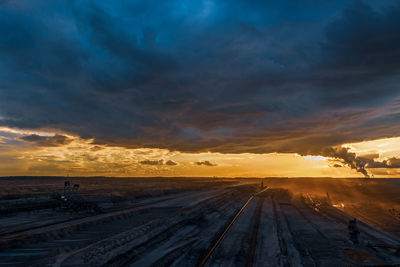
[314, 147, 400, 177]
[321, 147, 370, 177]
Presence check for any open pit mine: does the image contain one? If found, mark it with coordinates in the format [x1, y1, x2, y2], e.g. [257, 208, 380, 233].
[0, 177, 399, 266]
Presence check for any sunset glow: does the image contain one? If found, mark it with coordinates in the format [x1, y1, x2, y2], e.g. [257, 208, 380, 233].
[1, 0, 400, 178]
[1, 2, 400, 267]
[0, 126, 398, 177]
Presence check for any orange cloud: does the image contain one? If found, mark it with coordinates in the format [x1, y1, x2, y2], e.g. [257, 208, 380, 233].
[0, 127, 399, 178]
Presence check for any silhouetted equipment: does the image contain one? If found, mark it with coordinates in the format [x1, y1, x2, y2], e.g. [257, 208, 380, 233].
[326, 192, 332, 205]
[64, 180, 71, 195]
[260, 180, 264, 190]
[389, 208, 400, 220]
[52, 181, 102, 214]
[348, 218, 360, 244]
[72, 184, 80, 192]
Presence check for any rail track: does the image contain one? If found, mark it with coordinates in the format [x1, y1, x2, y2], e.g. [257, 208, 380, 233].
[271, 198, 288, 264]
[0, 198, 181, 250]
[0, 190, 232, 251]
[196, 187, 270, 267]
[195, 195, 254, 267]
[247, 197, 264, 267]
[290, 202, 329, 240]
[7, 185, 398, 267]
[0, 193, 185, 237]
[280, 204, 317, 267]
[54, 187, 244, 267]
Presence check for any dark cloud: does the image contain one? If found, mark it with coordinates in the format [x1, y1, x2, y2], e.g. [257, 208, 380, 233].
[323, 1, 400, 73]
[139, 159, 164, 166]
[386, 158, 400, 168]
[0, 0, 399, 163]
[165, 160, 178, 166]
[365, 157, 400, 169]
[333, 164, 342, 168]
[316, 147, 370, 177]
[90, 145, 105, 152]
[139, 159, 178, 166]
[195, 161, 217, 167]
[360, 153, 380, 160]
[315, 147, 400, 177]
[20, 134, 72, 147]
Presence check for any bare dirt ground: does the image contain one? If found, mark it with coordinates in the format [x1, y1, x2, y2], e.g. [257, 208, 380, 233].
[0, 177, 399, 266]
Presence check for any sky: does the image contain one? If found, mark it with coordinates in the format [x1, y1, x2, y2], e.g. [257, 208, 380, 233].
[0, 0, 399, 177]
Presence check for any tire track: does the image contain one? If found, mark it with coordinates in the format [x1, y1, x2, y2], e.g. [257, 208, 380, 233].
[247, 197, 264, 267]
[91, 191, 242, 267]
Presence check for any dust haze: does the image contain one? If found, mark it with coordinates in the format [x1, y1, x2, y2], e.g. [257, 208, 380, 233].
[0, 177, 399, 266]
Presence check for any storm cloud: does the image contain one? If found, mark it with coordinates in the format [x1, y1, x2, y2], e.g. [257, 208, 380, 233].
[21, 134, 73, 147]
[195, 161, 217, 167]
[0, 0, 399, 161]
[165, 160, 178, 166]
[139, 159, 164, 166]
[318, 147, 400, 177]
[365, 157, 400, 169]
[140, 159, 178, 166]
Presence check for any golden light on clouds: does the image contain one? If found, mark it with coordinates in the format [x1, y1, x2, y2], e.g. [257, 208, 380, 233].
[0, 127, 399, 178]
[344, 137, 400, 160]
[343, 137, 400, 177]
